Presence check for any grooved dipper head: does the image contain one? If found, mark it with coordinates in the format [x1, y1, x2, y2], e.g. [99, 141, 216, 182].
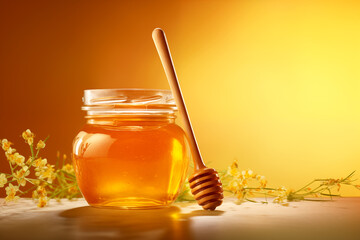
[188, 168, 224, 210]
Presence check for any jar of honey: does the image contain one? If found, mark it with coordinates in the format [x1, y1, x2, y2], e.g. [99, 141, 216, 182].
[72, 89, 190, 209]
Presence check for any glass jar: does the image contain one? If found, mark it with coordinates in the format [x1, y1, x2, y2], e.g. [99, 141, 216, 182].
[72, 89, 190, 209]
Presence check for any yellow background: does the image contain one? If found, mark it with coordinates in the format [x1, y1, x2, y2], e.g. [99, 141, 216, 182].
[1, 0, 360, 196]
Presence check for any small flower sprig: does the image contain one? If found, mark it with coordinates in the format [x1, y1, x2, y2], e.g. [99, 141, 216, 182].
[0, 129, 81, 207]
[177, 160, 360, 205]
[286, 171, 359, 202]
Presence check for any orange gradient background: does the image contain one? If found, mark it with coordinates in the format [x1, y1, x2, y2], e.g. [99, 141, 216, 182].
[1, 0, 360, 197]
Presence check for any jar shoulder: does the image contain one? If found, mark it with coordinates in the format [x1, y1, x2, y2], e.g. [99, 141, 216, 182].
[74, 123, 186, 135]
[72, 123, 188, 156]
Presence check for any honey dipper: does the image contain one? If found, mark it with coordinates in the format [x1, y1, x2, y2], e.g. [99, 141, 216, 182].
[152, 28, 223, 210]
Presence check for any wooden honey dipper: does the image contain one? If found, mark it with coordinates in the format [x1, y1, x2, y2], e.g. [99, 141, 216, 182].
[152, 28, 223, 210]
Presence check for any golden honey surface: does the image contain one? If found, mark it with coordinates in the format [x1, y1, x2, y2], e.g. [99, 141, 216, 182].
[73, 119, 190, 209]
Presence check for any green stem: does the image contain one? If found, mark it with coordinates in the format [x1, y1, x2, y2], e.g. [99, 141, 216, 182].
[342, 171, 356, 181]
[265, 192, 268, 202]
[264, 193, 280, 197]
[245, 198, 258, 203]
[320, 193, 340, 197]
[293, 180, 315, 194]
[34, 136, 50, 159]
[243, 187, 278, 191]
[30, 144, 34, 159]
[56, 174, 66, 188]
[24, 177, 49, 184]
[50, 184, 77, 198]
[55, 154, 60, 169]
[328, 188, 333, 200]
[302, 184, 323, 194]
[302, 199, 333, 202]
[60, 170, 76, 178]
[8, 161, 14, 174]
[19, 185, 37, 196]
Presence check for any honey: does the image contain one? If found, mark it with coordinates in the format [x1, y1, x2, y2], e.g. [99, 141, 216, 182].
[72, 89, 190, 209]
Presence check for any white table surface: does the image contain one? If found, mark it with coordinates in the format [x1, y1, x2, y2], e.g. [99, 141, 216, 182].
[0, 197, 359, 240]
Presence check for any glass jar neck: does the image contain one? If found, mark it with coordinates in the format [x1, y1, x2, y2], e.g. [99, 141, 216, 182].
[82, 89, 178, 126]
[85, 115, 176, 126]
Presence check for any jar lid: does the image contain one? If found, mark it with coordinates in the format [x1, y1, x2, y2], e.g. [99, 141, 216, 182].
[82, 88, 177, 116]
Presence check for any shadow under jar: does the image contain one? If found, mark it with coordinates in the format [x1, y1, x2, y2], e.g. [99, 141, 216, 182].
[73, 89, 190, 209]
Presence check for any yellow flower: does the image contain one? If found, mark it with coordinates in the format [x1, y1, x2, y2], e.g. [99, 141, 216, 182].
[227, 165, 240, 178]
[36, 185, 47, 197]
[273, 193, 287, 204]
[236, 189, 244, 200]
[241, 169, 254, 179]
[247, 189, 255, 196]
[32, 157, 47, 169]
[227, 179, 238, 192]
[6, 152, 24, 166]
[5, 152, 15, 164]
[286, 188, 295, 195]
[36, 164, 56, 183]
[13, 166, 30, 186]
[323, 178, 340, 186]
[36, 140, 46, 149]
[22, 129, 34, 145]
[0, 173, 7, 187]
[26, 157, 33, 165]
[62, 163, 74, 174]
[227, 179, 245, 193]
[37, 196, 48, 208]
[31, 179, 41, 185]
[231, 160, 238, 169]
[5, 183, 19, 202]
[35, 186, 48, 207]
[272, 186, 288, 203]
[1, 139, 12, 151]
[13, 152, 25, 166]
[32, 190, 38, 200]
[6, 147, 16, 154]
[226, 160, 243, 178]
[313, 193, 320, 197]
[68, 186, 78, 194]
[257, 175, 267, 188]
[27, 138, 33, 145]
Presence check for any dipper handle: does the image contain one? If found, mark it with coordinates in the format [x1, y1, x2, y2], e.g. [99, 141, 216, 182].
[152, 28, 205, 170]
[152, 28, 224, 210]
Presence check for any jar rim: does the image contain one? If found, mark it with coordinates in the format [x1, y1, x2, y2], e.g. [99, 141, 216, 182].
[82, 88, 177, 117]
